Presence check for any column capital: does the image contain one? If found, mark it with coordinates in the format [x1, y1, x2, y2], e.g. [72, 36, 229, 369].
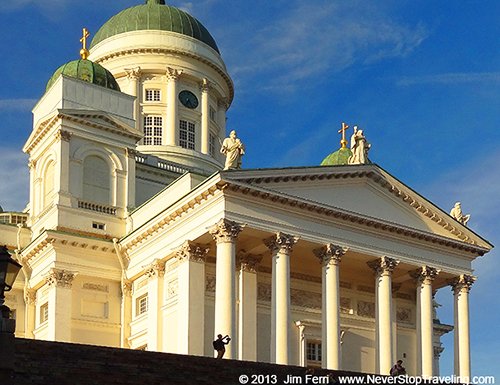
[28, 159, 37, 169]
[200, 78, 211, 92]
[24, 288, 36, 305]
[55, 130, 72, 142]
[410, 265, 440, 285]
[176, 240, 209, 263]
[451, 274, 475, 294]
[145, 259, 166, 278]
[238, 254, 262, 273]
[313, 243, 348, 266]
[434, 345, 444, 359]
[264, 232, 299, 254]
[367, 256, 399, 276]
[122, 281, 132, 297]
[46, 268, 77, 288]
[125, 148, 138, 159]
[218, 97, 229, 110]
[166, 66, 183, 80]
[209, 218, 244, 243]
[125, 66, 141, 80]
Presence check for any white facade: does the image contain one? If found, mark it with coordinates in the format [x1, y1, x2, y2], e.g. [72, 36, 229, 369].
[0, 2, 492, 379]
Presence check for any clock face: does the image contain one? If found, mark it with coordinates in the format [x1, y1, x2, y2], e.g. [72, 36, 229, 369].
[178, 90, 199, 109]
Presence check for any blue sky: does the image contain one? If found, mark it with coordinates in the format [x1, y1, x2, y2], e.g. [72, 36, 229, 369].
[0, 0, 498, 378]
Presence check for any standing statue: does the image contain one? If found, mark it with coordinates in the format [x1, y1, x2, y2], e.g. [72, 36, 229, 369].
[450, 202, 471, 226]
[348, 126, 371, 165]
[220, 130, 245, 170]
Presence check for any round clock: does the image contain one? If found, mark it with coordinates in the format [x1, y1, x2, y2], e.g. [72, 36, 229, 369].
[178, 90, 199, 109]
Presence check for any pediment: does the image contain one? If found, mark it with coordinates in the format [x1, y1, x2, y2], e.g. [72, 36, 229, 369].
[222, 165, 492, 249]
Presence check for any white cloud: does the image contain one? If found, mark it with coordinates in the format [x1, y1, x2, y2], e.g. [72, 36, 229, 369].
[0, 99, 37, 112]
[224, 2, 428, 93]
[397, 72, 500, 86]
[0, 148, 29, 212]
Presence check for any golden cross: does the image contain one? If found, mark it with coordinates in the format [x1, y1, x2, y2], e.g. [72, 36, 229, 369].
[79, 28, 90, 59]
[337, 122, 349, 148]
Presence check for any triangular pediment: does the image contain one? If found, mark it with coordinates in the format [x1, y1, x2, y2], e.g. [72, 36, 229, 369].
[222, 165, 492, 250]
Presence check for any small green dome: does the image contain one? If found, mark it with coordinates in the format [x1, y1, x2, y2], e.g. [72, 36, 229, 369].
[90, 0, 220, 54]
[321, 147, 353, 166]
[46, 59, 120, 92]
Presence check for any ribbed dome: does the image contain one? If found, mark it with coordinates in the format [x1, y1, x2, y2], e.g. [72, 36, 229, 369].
[90, 0, 220, 53]
[321, 147, 353, 166]
[46, 59, 121, 92]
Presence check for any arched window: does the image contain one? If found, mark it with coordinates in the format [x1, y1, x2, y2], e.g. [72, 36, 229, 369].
[83, 156, 111, 204]
[43, 161, 55, 209]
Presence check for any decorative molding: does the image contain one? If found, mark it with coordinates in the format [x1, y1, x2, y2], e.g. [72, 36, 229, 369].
[124, 66, 141, 80]
[209, 218, 244, 244]
[145, 259, 166, 278]
[82, 283, 109, 293]
[340, 297, 352, 314]
[367, 256, 399, 276]
[200, 78, 211, 92]
[24, 289, 37, 305]
[125, 148, 138, 159]
[263, 232, 299, 254]
[396, 307, 413, 325]
[176, 240, 209, 263]
[166, 66, 183, 80]
[167, 279, 179, 298]
[357, 300, 376, 318]
[313, 243, 348, 266]
[205, 274, 216, 293]
[357, 285, 374, 294]
[122, 281, 132, 297]
[46, 269, 77, 288]
[450, 274, 476, 294]
[238, 254, 262, 273]
[55, 130, 72, 142]
[433, 345, 444, 359]
[410, 265, 440, 285]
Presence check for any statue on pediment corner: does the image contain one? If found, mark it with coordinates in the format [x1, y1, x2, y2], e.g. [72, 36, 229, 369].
[348, 126, 371, 165]
[450, 202, 470, 226]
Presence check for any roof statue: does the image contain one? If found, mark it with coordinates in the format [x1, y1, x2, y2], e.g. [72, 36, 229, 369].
[348, 125, 371, 165]
[221, 130, 245, 170]
[320, 122, 353, 166]
[450, 202, 471, 226]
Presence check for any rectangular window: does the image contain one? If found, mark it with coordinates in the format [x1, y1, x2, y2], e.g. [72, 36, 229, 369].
[209, 133, 216, 156]
[179, 120, 195, 150]
[145, 89, 161, 102]
[92, 222, 105, 230]
[40, 302, 49, 324]
[143, 116, 163, 145]
[209, 106, 216, 122]
[306, 341, 322, 363]
[136, 294, 148, 316]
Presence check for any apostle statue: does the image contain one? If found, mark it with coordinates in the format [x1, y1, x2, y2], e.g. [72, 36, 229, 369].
[221, 130, 245, 170]
[348, 126, 371, 165]
[450, 202, 471, 226]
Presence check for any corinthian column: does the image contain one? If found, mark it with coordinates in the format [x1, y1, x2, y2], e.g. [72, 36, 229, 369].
[166, 67, 183, 146]
[411, 266, 439, 377]
[452, 274, 475, 381]
[314, 243, 348, 370]
[125, 67, 141, 122]
[264, 232, 299, 364]
[209, 218, 244, 359]
[367, 256, 399, 375]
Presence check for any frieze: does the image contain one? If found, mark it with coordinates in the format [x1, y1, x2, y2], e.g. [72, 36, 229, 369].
[205, 275, 216, 293]
[340, 297, 352, 314]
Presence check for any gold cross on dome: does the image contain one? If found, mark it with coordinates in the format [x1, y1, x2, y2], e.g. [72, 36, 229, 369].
[79, 28, 90, 59]
[338, 122, 349, 148]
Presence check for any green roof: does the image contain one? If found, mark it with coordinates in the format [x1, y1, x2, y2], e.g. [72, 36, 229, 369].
[90, 0, 220, 53]
[46, 59, 120, 92]
[321, 147, 353, 166]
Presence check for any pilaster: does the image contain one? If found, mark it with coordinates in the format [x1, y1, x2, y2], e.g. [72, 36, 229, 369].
[145, 259, 165, 352]
[166, 67, 183, 146]
[54, 130, 72, 206]
[238, 254, 262, 361]
[176, 241, 209, 355]
[200, 79, 210, 154]
[125, 66, 141, 121]
[121, 281, 132, 348]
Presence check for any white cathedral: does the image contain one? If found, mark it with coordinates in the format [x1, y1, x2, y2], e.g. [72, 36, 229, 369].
[0, 0, 492, 378]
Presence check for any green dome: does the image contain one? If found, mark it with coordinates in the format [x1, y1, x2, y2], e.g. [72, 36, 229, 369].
[46, 59, 120, 92]
[90, 0, 220, 54]
[321, 147, 353, 166]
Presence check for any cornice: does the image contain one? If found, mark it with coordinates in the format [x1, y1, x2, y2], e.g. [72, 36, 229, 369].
[225, 167, 490, 249]
[95, 47, 234, 105]
[222, 179, 489, 256]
